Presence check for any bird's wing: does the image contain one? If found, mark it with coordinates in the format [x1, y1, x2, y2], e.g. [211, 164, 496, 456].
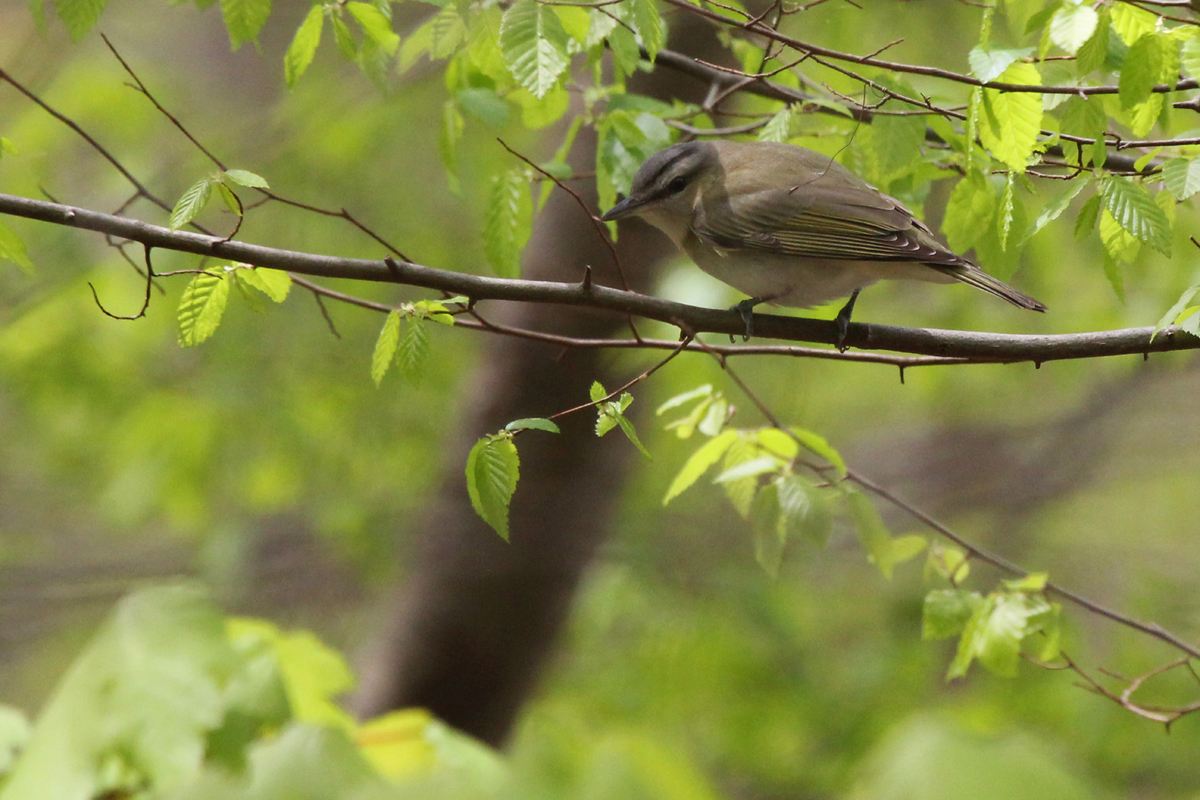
[692, 179, 969, 266]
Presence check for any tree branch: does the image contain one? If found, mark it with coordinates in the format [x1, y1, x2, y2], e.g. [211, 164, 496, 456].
[3, 191, 1198, 363]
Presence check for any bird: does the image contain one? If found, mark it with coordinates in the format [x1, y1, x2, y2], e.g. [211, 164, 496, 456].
[600, 140, 1046, 348]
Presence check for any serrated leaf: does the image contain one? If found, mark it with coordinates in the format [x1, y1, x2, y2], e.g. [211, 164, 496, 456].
[1120, 32, 1166, 109]
[178, 270, 230, 347]
[1049, 4, 1097, 55]
[504, 418, 561, 434]
[371, 311, 402, 386]
[1153, 285, 1200, 336]
[483, 169, 532, 278]
[553, 6, 590, 44]
[170, 177, 214, 230]
[1182, 33, 1200, 81]
[923, 589, 983, 640]
[0, 220, 35, 274]
[439, 100, 464, 192]
[55, 0, 107, 40]
[332, 14, 358, 60]
[978, 62, 1043, 172]
[869, 112, 925, 185]
[713, 455, 780, 484]
[456, 88, 510, 128]
[656, 384, 714, 415]
[968, 45, 1033, 83]
[632, 0, 663, 61]
[924, 543, 970, 583]
[607, 23, 641, 78]
[396, 317, 430, 384]
[223, 168, 269, 189]
[465, 435, 520, 541]
[720, 437, 761, 519]
[942, 172, 997, 253]
[216, 181, 241, 216]
[430, 8, 466, 59]
[348, 2, 399, 54]
[1077, 12, 1110, 75]
[1102, 252, 1126, 302]
[1074, 192, 1101, 240]
[237, 266, 291, 302]
[220, 0, 271, 49]
[750, 482, 786, 577]
[467, 7, 509, 80]
[616, 414, 652, 459]
[1103, 176, 1172, 255]
[663, 429, 737, 504]
[1020, 177, 1085, 243]
[790, 427, 846, 476]
[847, 489, 894, 580]
[998, 173, 1016, 250]
[1099, 208, 1138, 264]
[500, 0, 570, 99]
[891, 535, 927, 565]
[758, 106, 797, 143]
[234, 271, 267, 312]
[1110, 2, 1155, 46]
[1163, 157, 1200, 200]
[285, 5, 324, 87]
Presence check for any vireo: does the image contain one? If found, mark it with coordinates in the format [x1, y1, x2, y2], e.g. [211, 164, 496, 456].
[601, 140, 1045, 345]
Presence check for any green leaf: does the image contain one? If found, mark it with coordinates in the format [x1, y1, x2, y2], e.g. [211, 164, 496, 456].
[347, 2, 399, 54]
[847, 489, 894, 579]
[1020, 177, 1085, 243]
[607, 22, 641, 78]
[284, 5, 324, 87]
[170, 177, 214, 230]
[510, 85, 570, 130]
[236, 266, 291, 302]
[632, 0, 663, 61]
[656, 384, 714, 415]
[758, 105, 797, 143]
[1120, 32, 1166, 109]
[0, 584, 237, 798]
[720, 436, 761, 518]
[1182, 31, 1200, 81]
[456, 88, 510, 128]
[500, 0, 570, 99]
[1153, 284, 1200, 336]
[223, 168, 270, 189]
[220, 0, 271, 49]
[663, 429, 737, 504]
[553, 6, 590, 44]
[430, 8, 466, 59]
[942, 172, 996, 253]
[998, 172, 1016, 250]
[923, 589, 984, 640]
[978, 62, 1043, 172]
[178, 270, 230, 347]
[54, 0, 108, 40]
[216, 181, 241, 216]
[615, 413, 652, 459]
[1048, 4, 1097, 55]
[968, 46, 1033, 83]
[868, 112, 926, 185]
[1073, 192, 1101, 240]
[0, 220, 35, 274]
[713, 455, 780, 484]
[1163, 157, 1200, 200]
[465, 435, 520, 541]
[1003, 572, 1048, 592]
[1110, 2, 1155, 46]
[891, 535, 927, 565]
[396, 317, 430, 384]
[790, 427, 846, 476]
[331, 14, 358, 60]
[371, 310, 402, 386]
[504, 417, 561, 433]
[1075, 12, 1110, 75]
[750, 481, 786, 577]
[1102, 176, 1172, 255]
[483, 168, 533, 278]
[0, 705, 30, 774]
[924, 543, 971, 583]
[466, 6, 508, 80]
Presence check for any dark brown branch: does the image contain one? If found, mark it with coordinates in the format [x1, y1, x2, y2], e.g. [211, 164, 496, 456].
[3, 191, 1199, 363]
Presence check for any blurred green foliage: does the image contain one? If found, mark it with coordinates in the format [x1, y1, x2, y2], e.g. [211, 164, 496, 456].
[3, 0, 1200, 798]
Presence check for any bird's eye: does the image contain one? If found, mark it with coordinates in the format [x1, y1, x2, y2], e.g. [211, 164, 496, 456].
[666, 176, 688, 195]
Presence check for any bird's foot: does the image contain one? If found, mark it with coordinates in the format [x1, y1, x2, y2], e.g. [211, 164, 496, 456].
[833, 289, 861, 353]
[729, 297, 763, 342]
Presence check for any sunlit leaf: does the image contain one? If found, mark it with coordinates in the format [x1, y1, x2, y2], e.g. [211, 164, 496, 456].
[347, 1, 399, 55]
[1049, 4, 1097, 55]
[396, 317, 430, 385]
[371, 310, 401, 387]
[923, 588, 983, 640]
[483, 168, 532, 278]
[178, 269, 230, 347]
[0, 220, 35, 274]
[1162, 157, 1200, 200]
[54, 0, 107, 40]
[220, 0, 271, 49]
[284, 5, 324, 87]
[504, 417, 560, 434]
[500, 0, 570, 99]
[170, 177, 214, 230]
[465, 435, 520, 541]
[236, 266, 291, 302]
[1102, 176, 1171, 256]
[978, 62, 1043, 172]
[968, 45, 1033, 84]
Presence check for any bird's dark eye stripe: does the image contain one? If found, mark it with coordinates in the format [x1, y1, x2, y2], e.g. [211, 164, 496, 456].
[666, 176, 687, 193]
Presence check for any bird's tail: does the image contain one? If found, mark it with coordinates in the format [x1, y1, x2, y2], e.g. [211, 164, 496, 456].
[939, 265, 1047, 312]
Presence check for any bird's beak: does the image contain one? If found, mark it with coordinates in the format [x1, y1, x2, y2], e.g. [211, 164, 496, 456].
[600, 194, 643, 222]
